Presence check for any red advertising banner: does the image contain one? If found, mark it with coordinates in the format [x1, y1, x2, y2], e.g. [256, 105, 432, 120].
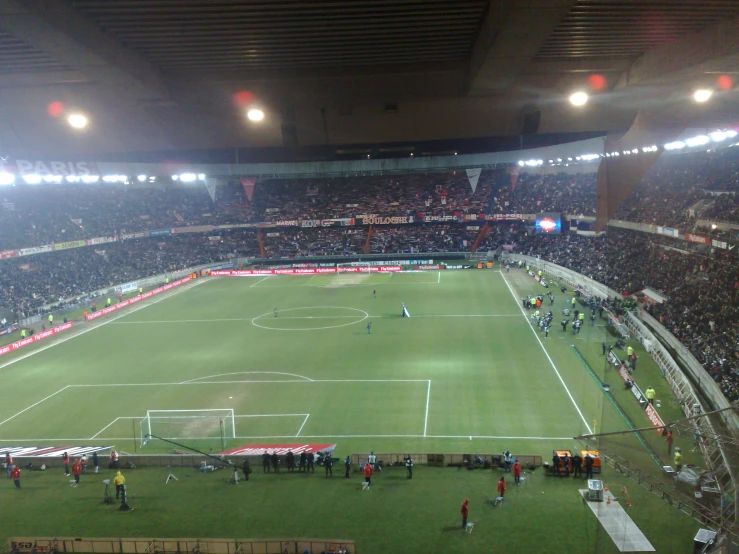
[0, 322, 73, 358]
[221, 443, 336, 456]
[85, 277, 190, 322]
[0, 250, 17, 259]
[241, 177, 256, 202]
[684, 233, 710, 245]
[211, 266, 402, 277]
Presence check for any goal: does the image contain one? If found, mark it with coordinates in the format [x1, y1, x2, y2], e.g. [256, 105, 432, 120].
[140, 409, 236, 448]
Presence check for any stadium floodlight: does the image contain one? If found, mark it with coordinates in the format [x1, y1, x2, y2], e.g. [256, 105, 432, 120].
[569, 91, 589, 106]
[581, 153, 600, 161]
[247, 108, 264, 121]
[556, 158, 562, 162]
[693, 89, 713, 103]
[517, 160, 525, 166]
[23, 174, 42, 184]
[0, 172, 14, 185]
[180, 173, 197, 182]
[137, 175, 147, 182]
[198, 174, 206, 181]
[709, 131, 734, 142]
[67, 113, 88, 129]
[664, 141, 685, 150]
[171, 175, 179, 181]
[81, 175, 100, 183]
[65, 175, 80, 183]
[686, 135, 710, 147]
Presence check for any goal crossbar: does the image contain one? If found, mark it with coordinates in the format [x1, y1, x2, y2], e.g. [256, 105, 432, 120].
[140, 409, 236, 447]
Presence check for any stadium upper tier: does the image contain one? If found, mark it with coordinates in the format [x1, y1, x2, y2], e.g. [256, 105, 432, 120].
[2, 147, 739, 253]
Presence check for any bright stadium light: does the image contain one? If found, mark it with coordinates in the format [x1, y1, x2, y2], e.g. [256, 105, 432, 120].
[569, 91, 589, 106]
[0, 172, 15, 185]
[23, 174, 41, 184]
[67, 113, 88, 129]
[198, 174, 206, 181]
[137, 175, 147, 182]
[686, 135, 710, 147]
[693, 89, 713, 103]
[179, 173, 197, 182]
[171, 175, 179, 181]
[81, 175, 99, 183]
[247, 108, 265, 121]
[664, 141, 685, 150]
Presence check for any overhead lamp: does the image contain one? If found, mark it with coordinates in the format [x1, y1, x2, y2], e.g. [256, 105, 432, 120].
[180, 173, 197, 182]
[569, 91, 589, 106]
[693, 89, 713, 103]
[23, 174, 42, 184]
[0, 173, 15, 185]
[247, 108, 265, 121]
[685, 135, 710, 147]
[67, 113, 88, 129]
[137, 175, 147, 182]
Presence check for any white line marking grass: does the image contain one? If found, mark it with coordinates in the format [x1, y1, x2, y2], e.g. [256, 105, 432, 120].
[0, 386, 70, 428]
[296, 414, 310, 437]
[180, 371, 314, 384]
[112, 314, 521, 324]
[424, 380, 431, 436]
[500, 272, 593, 435]
[250, 276, 270, 287]
[0, 434, 575, 442]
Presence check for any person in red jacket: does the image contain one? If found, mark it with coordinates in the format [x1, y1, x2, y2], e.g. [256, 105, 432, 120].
[362, 461, 373, 485]
[512, 460, 521, 485]
[62, 452, 70, 476]
[71, 458, 82, 485]
[497, 476, 506, 499]
[10, 465, 20, 489]
[460, 498, 469, 529]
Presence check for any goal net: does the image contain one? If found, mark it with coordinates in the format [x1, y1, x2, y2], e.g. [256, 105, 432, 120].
[140, 409, 236, 448]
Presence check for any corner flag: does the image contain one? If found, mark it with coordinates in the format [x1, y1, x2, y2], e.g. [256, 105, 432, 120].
[402, 303, 411, 318]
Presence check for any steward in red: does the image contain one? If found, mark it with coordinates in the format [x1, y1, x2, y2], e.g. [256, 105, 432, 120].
[362, 462, 373, 485]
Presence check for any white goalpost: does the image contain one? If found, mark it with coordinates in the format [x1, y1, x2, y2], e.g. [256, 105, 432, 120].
[140, 409, 236, 448]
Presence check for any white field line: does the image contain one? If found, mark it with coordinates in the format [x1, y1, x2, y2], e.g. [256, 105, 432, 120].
[424, 380, 431, 437]
[438, 271, 441, 284]
[0, 386, 70, 429]
[500, 272, 593, 434]
[180, 371, 314, 384]
[250, 276, 271, 287]
[0, 279, 207, 373]
[69, 379, 430, 387]
[296, 414, 310, 437]
[0, 434, 577, 442]
[90, 417, 122, 439]
[112, 314, 521, 324]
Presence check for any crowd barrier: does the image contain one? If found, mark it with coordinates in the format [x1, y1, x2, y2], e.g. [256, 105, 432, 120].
[350, 452, 543, 468]
[6, 537, 356, 554]
[0, 322, 73, 359]
[211, 266, 401, 276]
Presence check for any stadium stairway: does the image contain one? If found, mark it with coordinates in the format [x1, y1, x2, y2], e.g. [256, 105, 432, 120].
[471, 221, 491, 252]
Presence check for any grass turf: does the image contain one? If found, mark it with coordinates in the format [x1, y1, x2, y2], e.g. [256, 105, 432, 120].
[0, 269, 700, 551]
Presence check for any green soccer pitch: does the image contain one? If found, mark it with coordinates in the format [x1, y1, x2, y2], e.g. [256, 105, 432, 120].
[0, 269, 702, 552]
[0, 270, 604, 455]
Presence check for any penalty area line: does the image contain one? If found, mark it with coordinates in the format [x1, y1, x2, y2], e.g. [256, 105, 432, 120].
[0, 434, 577, 442]
[296, 414, 310, 437]
[500, 272, 593, 435]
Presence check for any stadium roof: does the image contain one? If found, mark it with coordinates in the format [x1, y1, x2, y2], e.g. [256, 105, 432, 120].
[0, 0, 738, 159]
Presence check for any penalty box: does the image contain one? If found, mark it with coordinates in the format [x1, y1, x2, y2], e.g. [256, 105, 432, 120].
[0, 378, 430, 441]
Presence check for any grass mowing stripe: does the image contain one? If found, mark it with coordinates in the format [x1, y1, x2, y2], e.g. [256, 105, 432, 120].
[499, 271, 593, 434]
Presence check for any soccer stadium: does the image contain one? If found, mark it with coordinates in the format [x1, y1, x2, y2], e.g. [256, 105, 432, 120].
[2, 2, 739, 553]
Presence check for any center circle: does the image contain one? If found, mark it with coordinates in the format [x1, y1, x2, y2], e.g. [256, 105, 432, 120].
[251, 306, 369, 331]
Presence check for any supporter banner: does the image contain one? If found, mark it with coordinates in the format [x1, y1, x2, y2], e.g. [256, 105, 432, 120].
[0, 160, 99, 177]
[266, 232, 280, 237]
[416, 265, 445, 270]
[85, 278, 190, 322]
[0, 445, 113, 457]
[265, 208, 280, 213]
[465, 168, 481, 194]
[273, 220, 299, 227]
[241, 177, 255, 202]
[208, 236, 221, 241]
[424, 215, 460, 222]
[685, 233, 710, 245]
[70, 218, 82, 225]
[119, 283, 138, 294]
[53, 240, 86, 251]
[467, 226, 480, 231]
[360, 216, 413, 225]
[346, 204, 359, 208]
[321, 218, 354, 227]
[656, 226, 679, 238]
[0, 322, 73, 358]
[221, 443, 335, 456]
[149, 229, 172, 237]
[301, 220, 319, 228]
[489, 214, 524, 221]
[19, 245, 53, 256]
[120, 232, 148, 240]
[0, 250, 17, 259]
[86, 236, 117, 246]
